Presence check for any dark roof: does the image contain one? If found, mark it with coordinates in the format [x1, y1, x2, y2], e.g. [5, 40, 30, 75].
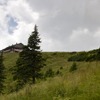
[14, 43, 24, 49]
[3, 43, 24, 51]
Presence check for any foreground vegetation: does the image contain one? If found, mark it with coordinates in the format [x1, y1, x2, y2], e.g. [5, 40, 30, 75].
[0, 52, 99, 100]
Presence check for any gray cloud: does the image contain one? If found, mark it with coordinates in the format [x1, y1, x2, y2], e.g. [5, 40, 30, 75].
[28, 0, 96, 31]
[26, 0, 100, 51]
[1, 0, 100, 51]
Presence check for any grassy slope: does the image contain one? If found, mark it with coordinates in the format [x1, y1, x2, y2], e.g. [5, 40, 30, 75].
[3, 52, 19, 93]
[0, 52, 100, 100]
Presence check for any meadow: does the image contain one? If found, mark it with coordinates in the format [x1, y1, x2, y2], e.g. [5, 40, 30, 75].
[0, 52, 100, 100]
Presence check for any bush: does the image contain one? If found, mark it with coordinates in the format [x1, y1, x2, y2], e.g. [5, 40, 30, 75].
[60, 67, 63, 70]
[68, 52, 88, 61]
[45, 68, 54, 77]
[52, 52, 57, 56]
[69, 62, 77, 72]
[56, 70, 60, 75]
[56, 70, 62, 76]
[68, 49, 100, 62]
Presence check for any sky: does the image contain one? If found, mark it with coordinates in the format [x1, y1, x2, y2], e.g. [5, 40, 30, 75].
[0, 0, 100, 51]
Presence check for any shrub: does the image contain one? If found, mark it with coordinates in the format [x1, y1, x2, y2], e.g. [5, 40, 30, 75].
[45, 68, 54, 77]
[52, 52, 57, 56]
[56, 70, 60, 75]
[69, 62, 77, 72]
[60, 67, 63, 70]
[68, 52, 87, 61]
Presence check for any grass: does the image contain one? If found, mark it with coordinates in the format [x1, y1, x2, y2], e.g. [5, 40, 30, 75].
[3, 52, 19, 93]
[0, 52, 100, 100]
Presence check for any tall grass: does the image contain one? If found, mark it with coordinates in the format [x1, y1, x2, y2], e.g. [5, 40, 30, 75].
[1, 61, 100, 100]
[0, 52, 99, 99]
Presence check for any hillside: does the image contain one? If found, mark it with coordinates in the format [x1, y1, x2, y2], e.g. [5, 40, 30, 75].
[0, 52, 100, 100]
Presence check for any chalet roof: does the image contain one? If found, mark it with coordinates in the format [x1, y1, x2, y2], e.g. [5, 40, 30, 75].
[14, 43, 24, 49]
[3, 43, 24, 51]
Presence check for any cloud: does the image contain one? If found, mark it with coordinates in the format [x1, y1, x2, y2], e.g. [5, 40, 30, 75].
[0, 0, 39, 50]
[0, 6, 7, 31]
[7, 0, 39, 23]
[1, 0, 100, 51]
[0, 0, 7, 5]
[67, 28, 100, 51]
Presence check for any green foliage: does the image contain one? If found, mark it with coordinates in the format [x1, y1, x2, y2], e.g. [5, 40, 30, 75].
[69, 62, 77, 72]
[13, 25, 45, 90]
[56, 70, 62, 76]
[0, 53, 5, 93]
[56, 70, 60, 75]
[2, 52, 70, 93]
[96, 48, 100, 60]
[27, 25, 45, 83]
[12, 46, 31, 90]
[60, 66, 63, 70]
[68, 48, 100, 62]
[45, 68, 54, 77]
[1, 62, 100, 100]
[68, 52, 87, 61]
[0, 52, 100, 99]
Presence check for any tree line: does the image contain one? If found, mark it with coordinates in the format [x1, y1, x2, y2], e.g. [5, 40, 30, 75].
[68, 49, 100, 62]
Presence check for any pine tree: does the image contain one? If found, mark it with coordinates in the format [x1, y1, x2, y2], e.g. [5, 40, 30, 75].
[13, 25, 45, 89]
[0, 52, 5, 93]
[27, 25, 45, 83]
[13, 46, 31, 90]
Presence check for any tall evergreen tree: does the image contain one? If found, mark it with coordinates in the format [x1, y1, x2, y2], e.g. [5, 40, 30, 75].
[13, 46, 31, 90]
[13, 25, 45, 89]
[0, 52, 5, 93]
[27, 25, 45, 83]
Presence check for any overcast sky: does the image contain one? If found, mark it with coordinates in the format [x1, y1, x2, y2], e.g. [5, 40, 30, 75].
[0, 0, 100, 51]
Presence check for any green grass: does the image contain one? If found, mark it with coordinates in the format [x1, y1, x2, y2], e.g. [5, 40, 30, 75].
[0, 52, 100, 100]
[3, 52, 19, 93]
